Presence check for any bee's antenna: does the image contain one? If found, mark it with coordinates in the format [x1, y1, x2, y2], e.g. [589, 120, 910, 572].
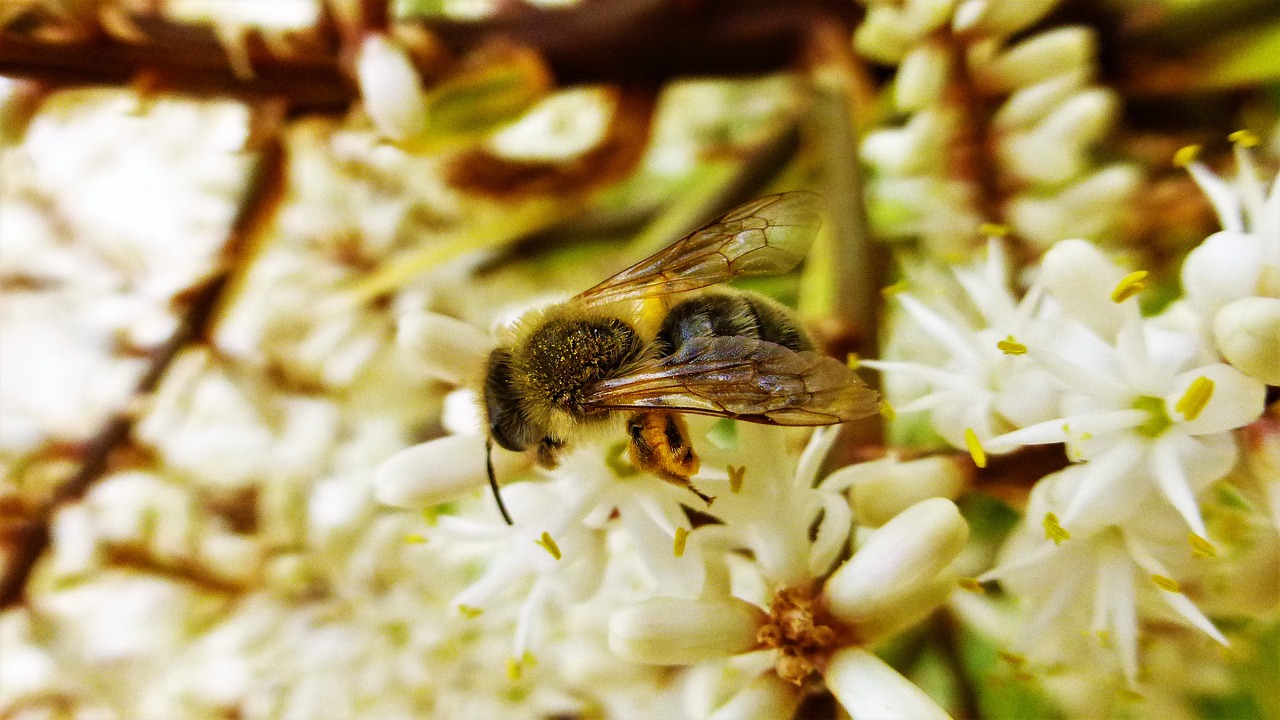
[486, 437, 515, 526]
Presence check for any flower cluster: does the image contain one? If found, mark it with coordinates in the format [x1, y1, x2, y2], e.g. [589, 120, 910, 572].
[874, 135, 1277, 689]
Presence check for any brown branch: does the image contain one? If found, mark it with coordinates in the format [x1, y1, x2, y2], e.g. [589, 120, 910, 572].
[947, 34, 1002, 226]
[0, 109, 287, 610]
[1, 0, 858, 111]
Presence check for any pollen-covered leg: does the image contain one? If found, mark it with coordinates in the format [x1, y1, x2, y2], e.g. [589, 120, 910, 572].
[626, 410, 712, 505]
[535, 436, 565, 469]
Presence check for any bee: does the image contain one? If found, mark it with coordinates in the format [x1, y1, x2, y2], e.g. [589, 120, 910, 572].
[482, 191, 879, 523]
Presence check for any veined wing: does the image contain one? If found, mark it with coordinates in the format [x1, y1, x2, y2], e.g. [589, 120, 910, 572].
[580, 336, 879, 426]
[574, 191, 823, 307]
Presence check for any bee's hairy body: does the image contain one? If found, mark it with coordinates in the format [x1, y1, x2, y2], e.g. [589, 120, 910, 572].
[483, 290, 814, 470]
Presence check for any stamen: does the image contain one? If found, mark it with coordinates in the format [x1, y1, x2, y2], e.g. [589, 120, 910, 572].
[727, 465, 746, 493]
[958, 577, 986, 593]
[997, 650, 1027, 666]
[1189, 533, 1217, 558]
[673, 527, 689, 557]
[997, 335, 1027, 355]
[1173, 144, 1201, 168]
[1151, 575, 1181, 592]
[535, 531, 562, 561]
[1111, 271, 1148, 303]
[1174, 376, 1214, 421]
[403, 533, 427, 544]
[457, 604, 484, 618]
[965, 428, 987, 468]
[980, 222, 1009, 237]
[880, 401, 896, 421]
[846, 352, 861, 369]
[881, 281, 908, 297]
[1043, 512, 1070, 545]
[1228, 129, 1260, 148]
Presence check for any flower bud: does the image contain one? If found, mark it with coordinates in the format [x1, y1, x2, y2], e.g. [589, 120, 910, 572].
[895, 44, 950, 112]
[706, 673, 801, 720]
[824, 498, 968, 625]
[1010, 164, 1140, 248]
[356, 34, 429, 143]
[981, 27, 1097, 92]
[397, 312, 492, 385]
[830, 455, 968, 528]
[373, 434, 530, 509]
[608, 596, 766, 665]
[952, 0, 1057, 35]
[1183, 232, 1262, 315]
[1001, 89, 1120, 184]
[1214, 296, 1280, 385]
[825, 647, 951, 720]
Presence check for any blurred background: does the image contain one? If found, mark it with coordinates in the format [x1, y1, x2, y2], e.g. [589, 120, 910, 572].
[1, 0, 1278, 718]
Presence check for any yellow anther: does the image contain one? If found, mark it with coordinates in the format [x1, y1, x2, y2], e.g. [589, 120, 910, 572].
[457, 604, 484, 618]
[421, 507, 440, 526]
[1111, 271, 1149, 303]
[879, 401, 896, 421]
[535, 531, 562, 561]
[980, 223, 1009, 238]
[881, 281, 909, 297]
[1173, 144, 1201, 168]
[1095, 629, 1113, 648]
[997, 335, 1027, 355]
[846, 352, 861, 369]
[403, 533, 427, 544]
[1229, 129, 1260, 148]
[997, 650, 1027, 666]
[958, 577, 986, 593]
[1175, 376, 1214, 421]
[673, 527, 689, 557]
[1118, 687, 1146, 702]
[1189, 533, 1217, 558]
[965, 428, 987, 469]
[727, 465, 746, 493]
[506, 656, 523, 681]
[1043, 512, 1070, 545]
[1151, 575, 1182, 592]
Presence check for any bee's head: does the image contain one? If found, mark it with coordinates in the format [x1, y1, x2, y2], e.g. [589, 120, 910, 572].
[483, 348, 542, 452]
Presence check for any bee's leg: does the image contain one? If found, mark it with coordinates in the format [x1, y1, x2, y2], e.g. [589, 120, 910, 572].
[535, 436, 565, 469]
[626, 410, 713, 505]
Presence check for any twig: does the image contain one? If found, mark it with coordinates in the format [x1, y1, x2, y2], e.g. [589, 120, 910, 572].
[0, 0, 858, 111]
[0, 106, 287, 609]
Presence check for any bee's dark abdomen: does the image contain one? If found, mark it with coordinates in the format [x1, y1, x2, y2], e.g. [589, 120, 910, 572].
[657, 292, 812, 357]
[521, 317, 642, 412]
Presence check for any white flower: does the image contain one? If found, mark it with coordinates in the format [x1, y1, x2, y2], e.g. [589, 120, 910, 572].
[980, 464, 1229, 687]
[866, 238, 1060, 449]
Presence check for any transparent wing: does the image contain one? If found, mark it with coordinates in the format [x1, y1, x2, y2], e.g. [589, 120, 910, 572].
[580, 336, 879, 426]
[574, 191, 823, 307]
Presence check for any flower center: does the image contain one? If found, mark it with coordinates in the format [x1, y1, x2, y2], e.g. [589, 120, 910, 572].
[756, 587, 841, 684]
[1132, 395, 1172, 438]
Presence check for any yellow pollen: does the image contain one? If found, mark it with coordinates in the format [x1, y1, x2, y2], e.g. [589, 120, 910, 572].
[673, 527, 688, 557]
[881, 281, 909, 297]
[1175, 376, 1214, 421]
[535, 531, 562, 561]
[727, 465, 746, 493]
[403, 533, 427, 544]
[880, 401, 896, 421]
[846, 352, 861, 369]
[997, 335, 1027, 355]
[1228, 129, 1260, 148]
[980, 223, 1009, 238]
[1151, 575, 1182, 592]
[958, 577, 986, 593]
[965, 428, 987, 468]
[1111, 271, 1149, 303]
[1189, 533, 1217, 558]
[1173, 144, 1201, 168]
[421, 507, 439, 526]
[1043, 512, 1071, 544]
[457, 604, 483, 618]
[506, 656, 523, 681]
[1095, 629, 1114, 648]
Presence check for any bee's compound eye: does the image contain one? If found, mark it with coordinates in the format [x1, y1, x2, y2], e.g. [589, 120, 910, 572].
[484, 349, 540, 452]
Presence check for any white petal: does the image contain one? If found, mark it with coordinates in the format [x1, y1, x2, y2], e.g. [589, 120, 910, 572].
[1181, 231, 1262, 315]
[608, 597, 766, 665]
[706, 673, 802, 720]
[1039, 239, 1128, 340]
[824, 498, 968, 625]
[396, 311, 493, 384]
[1159, 589, 1229, 646]
[825, 647, 951, 720]
[1185, 162, 1244, 234]
[372, 434, 529, 509]
[1165, 363, 1266, 435]
[1214, 297, 1280, 384]
[1149, 438, 1208, 536]
[355, 34, 429, 143]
